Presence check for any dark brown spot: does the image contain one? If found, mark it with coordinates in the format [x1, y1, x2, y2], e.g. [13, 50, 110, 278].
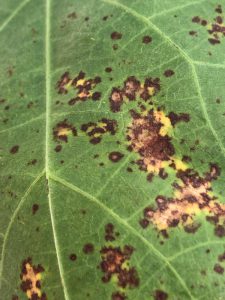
[214, 263, 224, 274]
[192, 16, 201, 23]
[55, 145, 62, 152]
[189, 31, 197, 36]
[142, 35, 152, 44]
[105, 67, 112, 73]
[32, 204, 39, 215]
[108, 151, 124, 162]
[168, 112, 190, 126]
[111, 291, 126, 300]
[111, 31, 122, 40]
[215, 225, 225, 237]
[10, 145, 19, 154]
[164, 69, 175, 77]
[208, 38, 220, 45]
[92, 91, 101, 101]
[83, 243, 94, 254]
[69, 253, 77, 261]
[154, 290, 168, 300]
[67, 12, 77, 19]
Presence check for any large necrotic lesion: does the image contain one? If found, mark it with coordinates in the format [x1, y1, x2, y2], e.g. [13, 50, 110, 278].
[20, 257, 46, 300]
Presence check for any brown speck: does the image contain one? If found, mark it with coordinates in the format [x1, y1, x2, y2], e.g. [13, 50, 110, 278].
[92, 91, 101, 101]
[83, 243, 94, 254]
[111, 31, 122, 40]
[32, 204, 39, 215]
[69, 253, 77, 261]
[105, 67, 112, 73]
[215, 225, 225, 237]
[164, 69, 175, 77]
[142, 35, 152, 44]
[214, 264, 224, 274]
[154, 290, 168, 300]
[67, 12, 77, 19]
[111, 291, 126, 300]
[10, 145, 19, 154]
[189, 31, 197, 36]
[201, 19, 207, 26]
[208, 38, 220, 45]
[192, 16, 201, 23]
[55, 145, 62, 152]
[215, 5, 222, 14]
[108, 151, 124, 162]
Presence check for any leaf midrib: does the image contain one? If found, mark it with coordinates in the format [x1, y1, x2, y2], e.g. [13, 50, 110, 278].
[45, 1, 70, 300]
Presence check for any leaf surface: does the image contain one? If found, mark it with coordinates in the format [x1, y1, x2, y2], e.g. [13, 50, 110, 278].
[1, 1, 225, 299]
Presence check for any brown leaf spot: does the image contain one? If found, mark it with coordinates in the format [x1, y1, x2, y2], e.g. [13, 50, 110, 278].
[111, 31, 122, 40]
[10, 145, 19, 154]
[108, 151, 124, 162]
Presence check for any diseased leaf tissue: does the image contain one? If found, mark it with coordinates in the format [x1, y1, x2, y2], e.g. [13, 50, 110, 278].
[1, 1, 225, 300]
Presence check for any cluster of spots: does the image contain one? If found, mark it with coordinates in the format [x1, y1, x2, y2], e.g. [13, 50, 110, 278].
[81, 118, 117, 144]
[53, 119, 77, 143]
[214, 250, 225, 275]
[20, 258, 46, 300]
[56, 71, 101, 104]
[191, 5, 225, 45]
[109, 76, 161, 112]
[140, 163, 225, 237]
[126, 108, 189, 180]
[110, 31, 122, 50]
[99, 224, 139, 300]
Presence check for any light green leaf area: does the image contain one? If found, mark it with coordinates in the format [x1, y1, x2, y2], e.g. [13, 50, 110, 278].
[1, 0, 225, 299]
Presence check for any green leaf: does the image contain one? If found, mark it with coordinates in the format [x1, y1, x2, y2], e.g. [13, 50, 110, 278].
[1, 0, 225, 299]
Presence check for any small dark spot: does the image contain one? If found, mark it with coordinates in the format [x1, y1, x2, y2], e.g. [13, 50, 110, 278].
[139, 218, 149, 229]
[99, 162, 105, 167]
[4, 105, 10, 110]
[92, 91, 101, 101]
[111, 31, 122, 40]
[69, 253, 77, 261]
[10, 145, 19, 154]
[208, 38, 220, 45]
[67, 12, 77, 19]
[12, 296, 19, 300]
[192, 16, 201, 23]
[102, 16, 108, 21]
[142, 35, 152, 44]
[113, 44, 118, 50]
[55, 145, 62, 152]
[215, 225, 225, 237]
[127, 167, 133, 172]
[189, 31, 197, 36]
[201, 19, 207, 26]
[214, 264, 224, 274]
[164, 69, 175, 77]
[168, 112, 190, 126]
[105, 67, 112, 73]
[108, 151, 124, 162]
[83, 243, 94, 254]
[215, 5, 222, 14]
[111, 291, 126, 300]
[85, 17, 89, 21]
[32, 204, 39, 215]
[206, 249, 210, 254]
[28, 159, 37, 166]
[216, 98, 221, 104]
[154, 290, 168, 300]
